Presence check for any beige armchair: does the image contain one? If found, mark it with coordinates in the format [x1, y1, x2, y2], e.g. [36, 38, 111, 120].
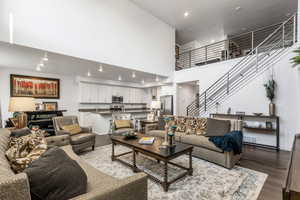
[53, 116, 96, 153]
[110, 113, 135, 135]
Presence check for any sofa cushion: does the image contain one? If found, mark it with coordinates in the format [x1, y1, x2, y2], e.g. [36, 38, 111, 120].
[5, 130, 48, 173]
[185, 118, 197, 135]
[205, 118, 231, 137]
[24, 146, 87, 200]
[60, 145, 119, 192]
[115, 120, 131, 129]
[214, 117, 243, 131]
[180, 135, 223, 153]
[62, 124, 82, 135]
[174, 116, 186, 132]
[195, 118, 207, 135]
[147, 130, 182, 141]
[71, 133, 96, 145]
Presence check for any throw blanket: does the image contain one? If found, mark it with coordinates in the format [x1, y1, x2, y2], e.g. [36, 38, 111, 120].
[209, 131, 243, 155]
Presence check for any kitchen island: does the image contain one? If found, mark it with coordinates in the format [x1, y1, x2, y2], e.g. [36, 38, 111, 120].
[78, 108, 151, 135]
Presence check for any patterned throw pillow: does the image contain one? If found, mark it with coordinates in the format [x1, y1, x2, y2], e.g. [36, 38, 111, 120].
[5, 129, 47, 173]
[174, 117, 187, 132]
[62, 124, 82, 135]
[195, 118, 207, 135]
[185, 118, 197, 135]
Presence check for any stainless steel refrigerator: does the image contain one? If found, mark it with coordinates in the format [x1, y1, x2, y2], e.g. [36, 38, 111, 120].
[160, 95, 173, 115]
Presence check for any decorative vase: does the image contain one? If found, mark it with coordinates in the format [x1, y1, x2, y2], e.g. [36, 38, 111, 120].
[269, 102, 276, 116]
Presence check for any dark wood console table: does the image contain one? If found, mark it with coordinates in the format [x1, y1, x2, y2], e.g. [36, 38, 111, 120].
[211, 113, 280, 151]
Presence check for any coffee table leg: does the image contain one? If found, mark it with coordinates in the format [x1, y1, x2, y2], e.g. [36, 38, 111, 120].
[163, 161, 169, 192]
[189, 150, 193, 176]
[133, 149, 138, 173]
[111, 142, 115, 161]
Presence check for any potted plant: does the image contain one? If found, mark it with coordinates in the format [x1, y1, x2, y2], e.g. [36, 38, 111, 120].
[291, 48, 300, 66]
[264, 79, 276, 116]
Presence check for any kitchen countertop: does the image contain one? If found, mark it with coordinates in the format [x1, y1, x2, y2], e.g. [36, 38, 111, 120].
[93, 110, 152, 115]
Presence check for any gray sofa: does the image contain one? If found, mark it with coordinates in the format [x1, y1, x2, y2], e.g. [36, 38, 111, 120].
[145, 117, 243, 169]
[0, 128, 148, 200]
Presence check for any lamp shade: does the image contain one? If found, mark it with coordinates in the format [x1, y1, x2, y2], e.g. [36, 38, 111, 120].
[9, 97, 36, 112]
[150, 100, 161, 110]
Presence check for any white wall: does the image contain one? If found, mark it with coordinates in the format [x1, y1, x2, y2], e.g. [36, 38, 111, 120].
[0, 0, 175, 76]
[0, 67, 79, 125]
[174, 58, 243, 93]
[219, 49, 300, 151]
[177, 84, 197, 116]
[173, 46, 300, 150]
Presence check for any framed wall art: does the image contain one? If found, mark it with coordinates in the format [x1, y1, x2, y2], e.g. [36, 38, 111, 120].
[10, 74, 60, 99]
[43, 102, 58, 111]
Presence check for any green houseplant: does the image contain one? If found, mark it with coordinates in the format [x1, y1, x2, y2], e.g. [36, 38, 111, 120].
[291, 49, 300, 66]
[264, 79, 276, 116]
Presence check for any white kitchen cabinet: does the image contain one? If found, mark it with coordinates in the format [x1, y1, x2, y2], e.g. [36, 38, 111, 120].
[79, 82, 148, 104]
[79, 83, 91, 102]
[97, 85, 105, 103]
[123, 87, 130, 103]
[89, 84, 98, 102]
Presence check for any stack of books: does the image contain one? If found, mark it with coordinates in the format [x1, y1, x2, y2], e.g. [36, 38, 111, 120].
[139, 137, 155, 145]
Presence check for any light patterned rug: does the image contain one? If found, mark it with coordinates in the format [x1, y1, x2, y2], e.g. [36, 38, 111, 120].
[80, 145, 267, 200]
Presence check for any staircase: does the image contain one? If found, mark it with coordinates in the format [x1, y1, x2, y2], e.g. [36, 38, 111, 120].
[187, 14, 297, 116]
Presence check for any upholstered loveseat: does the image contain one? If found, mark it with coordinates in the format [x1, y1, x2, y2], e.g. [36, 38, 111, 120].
[145, 116, 243, 169]
[0, 128, 148, 200]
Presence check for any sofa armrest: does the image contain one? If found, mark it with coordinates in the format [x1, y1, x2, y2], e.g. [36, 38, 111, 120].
[81, 126, 92, 133]
[145, 124, 159, 134]
[73, 173, 148, 200]
[45, 135, 70, 147]
[0, 173, 31, 200]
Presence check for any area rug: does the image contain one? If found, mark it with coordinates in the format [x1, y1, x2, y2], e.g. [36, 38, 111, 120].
[80, 145, 267, 200]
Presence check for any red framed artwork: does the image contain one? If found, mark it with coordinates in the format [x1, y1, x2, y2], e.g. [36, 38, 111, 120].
[10, 74, 60, 99]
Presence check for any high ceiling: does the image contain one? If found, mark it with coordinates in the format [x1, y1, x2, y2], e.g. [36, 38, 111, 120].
[0, 42, 166, 84]
[130, 0, 298, 45]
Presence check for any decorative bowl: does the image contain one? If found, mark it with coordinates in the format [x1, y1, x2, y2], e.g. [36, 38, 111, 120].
[253, 113, 263, 116]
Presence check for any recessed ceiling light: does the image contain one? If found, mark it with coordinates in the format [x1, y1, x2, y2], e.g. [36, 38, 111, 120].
[141, 79, 145, 84]
[36, 65, 41, 71]
[98, 65, 103, 72]
[42, 52, 48, 62]
[184, 11, 189, 18]
[211, 39, 215, 43]
[235, 6, 241, 11]
[87, 71, 91, 77]
[118, 75, 122, 81]
[132, 72, 136, 78]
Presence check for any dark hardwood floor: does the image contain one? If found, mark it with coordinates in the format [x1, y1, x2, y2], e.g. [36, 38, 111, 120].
[94, 136, 290, 200]
[239, 145, 290, 200]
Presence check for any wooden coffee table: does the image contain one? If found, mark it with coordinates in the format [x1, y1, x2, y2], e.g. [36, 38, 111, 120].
[111, 134, 193, 192]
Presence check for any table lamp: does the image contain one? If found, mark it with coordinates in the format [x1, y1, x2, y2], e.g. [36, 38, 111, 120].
[9, 97, 36, 128]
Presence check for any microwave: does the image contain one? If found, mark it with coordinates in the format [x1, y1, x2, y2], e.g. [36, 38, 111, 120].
[112, 96, 123, 103]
